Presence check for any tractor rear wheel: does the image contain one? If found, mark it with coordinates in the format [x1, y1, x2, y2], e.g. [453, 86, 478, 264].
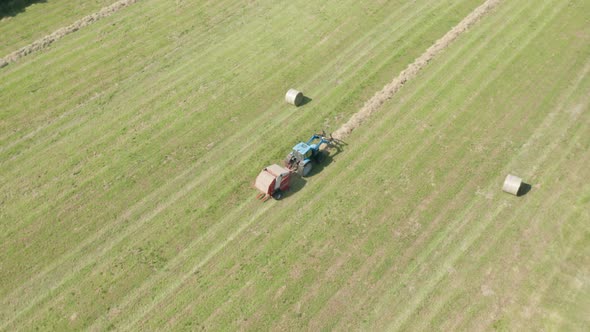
[301, 161, 313, 177]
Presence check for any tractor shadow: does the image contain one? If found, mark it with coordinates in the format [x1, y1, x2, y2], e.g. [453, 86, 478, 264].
[306, 139, 347, 178]
[306, 153, 334, 177]
[1, 0, 47, 19]
[517, 182, 532, 197]
[282, 137, 346, 200]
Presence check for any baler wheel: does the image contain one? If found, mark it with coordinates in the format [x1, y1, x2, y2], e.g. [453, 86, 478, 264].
[272, 190, 283, 200]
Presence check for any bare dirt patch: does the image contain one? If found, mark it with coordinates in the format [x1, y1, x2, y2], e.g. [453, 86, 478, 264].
[0, 0, 140, 68]
[332, 0, 501, 141]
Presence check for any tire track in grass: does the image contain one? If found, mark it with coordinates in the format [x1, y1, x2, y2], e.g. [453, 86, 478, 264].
[451, 126, 590, 331]
[293, 4, 532, 321]
[332, 0, 567, 327]
[9, 0, 490, 328]
[512, 194, 590, 330]
[85, 0, 476, 326]
[419, 107, 589, 331]
[332, 0, 501, 141]
[0, 0, 409, 157]
[1, 0, 448, 313]
[1, 0, 325, 244]
[87, 200, 272, 331]
[0, 0, 259, 169]
[474, 178, 588, 330]
[420, 153, 588, 330]
[0, 0, 116, 55]
[100, 0, 494, 326]
[0, 0, 433, 176]
[151, 0, 536, 324]
[0, 0, 141, 68]
[0, 0, 312, 320]
[207, 0, 584, 326]
[413, 62, 590, 331]
[2, 0, 444, 326]
[0, 0, 424, 210]
[153, 0, 552, 324]
[471, 90, 590, 330]
[157, 0, 536, 326]
[381, 32, 584, 332]
[390, 117, 590, 331]
[0, 0, 240, 152]
[0, 0, 301, 235]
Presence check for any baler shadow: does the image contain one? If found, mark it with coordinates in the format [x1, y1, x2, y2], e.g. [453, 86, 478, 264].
[282, 176, 306, 199]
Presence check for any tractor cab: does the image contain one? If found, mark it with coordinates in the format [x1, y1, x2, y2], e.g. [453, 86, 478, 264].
[285, 133, 333, 177]
[292, 142, 313, 161]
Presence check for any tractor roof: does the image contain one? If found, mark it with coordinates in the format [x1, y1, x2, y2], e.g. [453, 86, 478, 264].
[293, 142, 311, 155]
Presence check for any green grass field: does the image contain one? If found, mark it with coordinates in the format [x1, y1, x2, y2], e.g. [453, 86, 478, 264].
[1, 0, 589, 330]
[0, 0, 116, 56]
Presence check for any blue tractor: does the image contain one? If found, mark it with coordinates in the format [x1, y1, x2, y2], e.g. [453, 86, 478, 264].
[284, 132, 333, 177]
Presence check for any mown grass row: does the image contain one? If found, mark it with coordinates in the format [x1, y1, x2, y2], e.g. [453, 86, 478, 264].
[0, 0, 116, 56]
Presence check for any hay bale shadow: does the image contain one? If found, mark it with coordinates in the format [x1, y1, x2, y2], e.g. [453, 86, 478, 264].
[299, 96, 312, 106]
[517, 182, 532, 196]
[1, 0, 47, 19]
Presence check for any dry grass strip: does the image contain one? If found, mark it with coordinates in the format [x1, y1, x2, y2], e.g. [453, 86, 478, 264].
[332, 0, 501, 140]
[0, 0, 140, 68]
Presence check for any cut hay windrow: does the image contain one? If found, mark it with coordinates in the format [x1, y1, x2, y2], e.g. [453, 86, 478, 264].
[0, 0, 140, 68]
[332, 0, 501, 141]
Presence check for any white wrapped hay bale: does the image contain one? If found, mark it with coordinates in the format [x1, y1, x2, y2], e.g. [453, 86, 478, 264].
[502, 174, 522, 196]
[285, 89, 304, 106]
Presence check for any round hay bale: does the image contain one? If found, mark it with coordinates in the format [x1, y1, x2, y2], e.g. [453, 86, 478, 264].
[502, 174, 522, 196]
[285, 89, 304, 106]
